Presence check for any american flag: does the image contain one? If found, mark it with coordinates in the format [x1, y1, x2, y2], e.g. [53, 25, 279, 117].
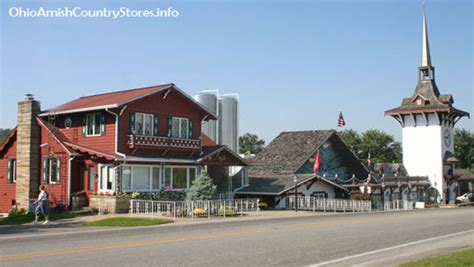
[337, 112, 346, 127]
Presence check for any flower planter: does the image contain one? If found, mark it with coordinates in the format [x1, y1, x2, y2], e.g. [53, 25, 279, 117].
[89, 195, 131, 214]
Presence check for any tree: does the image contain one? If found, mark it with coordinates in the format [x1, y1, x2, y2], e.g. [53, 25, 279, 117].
[0, 128, 12, 145]
[454, 128, 474, 170]
[186, 172, 216, 201]
[239, 133, 265, 154]
[339, 129, 402, 163]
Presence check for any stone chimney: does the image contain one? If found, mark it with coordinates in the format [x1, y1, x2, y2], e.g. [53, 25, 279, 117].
[16, 94, 41, 211]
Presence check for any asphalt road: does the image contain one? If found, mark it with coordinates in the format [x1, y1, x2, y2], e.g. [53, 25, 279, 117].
[0, 208, 473, 266]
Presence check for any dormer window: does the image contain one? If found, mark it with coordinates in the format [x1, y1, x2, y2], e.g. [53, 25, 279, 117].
[416, 98, 423, 106]
[83, 113, 105, 136]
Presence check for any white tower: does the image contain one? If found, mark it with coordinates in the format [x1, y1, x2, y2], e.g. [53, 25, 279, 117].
[385, 10, 469, 203]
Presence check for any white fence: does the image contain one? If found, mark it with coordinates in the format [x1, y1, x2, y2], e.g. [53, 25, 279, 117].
[130, 198, 260, 219]
[285, 197, 372, 213]
[384, 200, 415, 211]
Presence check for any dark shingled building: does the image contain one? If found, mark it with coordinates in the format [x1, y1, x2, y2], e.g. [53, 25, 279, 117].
[235, 130, 368, 207]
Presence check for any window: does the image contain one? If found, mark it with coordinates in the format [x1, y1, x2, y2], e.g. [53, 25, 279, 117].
[121, 165, 161, 192]
[88, 166, 95, 191]
[64, 117, 72, 128]
[134, 113, 154, 136]
[99, 165, 115, 192]
[133, 167, 150, 190]
[163, 168, 171, 189]
[7, 159, 16, 183]
[163, 166, 197, 190]
[152, 167, 160, 190]
[173, 168, 187, 189]
[43, 158, 61, 184]
[122, 166, 132, 191]
[130, 113, 158, 136]
[416, 98, 422, 106]
[171, 117, 190, 139]
[85, 113, 102, 136]
[189, 168, 196, 186]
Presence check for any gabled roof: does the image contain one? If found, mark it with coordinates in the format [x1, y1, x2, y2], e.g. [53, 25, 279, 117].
[443, 151, 460, 163]
[457, 169, 474, 180]
[249, 130, 368, 179]
[38, 118, 115, 160]
[64, 142, 115, 161]
[384, 80, 469, 118]
[250, 130, 334, 176]
[0, 128, 17, 156]
[37, 118, 79, 156]
[42, 84, 171, 115]
[235, 174, 346, 195]
[373, 163, 408, 177]
[39, 83, 217, 120]
[198, 145, 247, 166]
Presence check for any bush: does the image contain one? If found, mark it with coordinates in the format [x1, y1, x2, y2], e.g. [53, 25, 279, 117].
[8, 208, 26, 217]
[193, 208, 207, 216]
[218, 206, 237, 217]
[186, 172, 216, 201]
[126, 190, 186, 201]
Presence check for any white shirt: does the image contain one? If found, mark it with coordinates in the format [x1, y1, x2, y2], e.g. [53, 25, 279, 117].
[38, 191, 48, 202]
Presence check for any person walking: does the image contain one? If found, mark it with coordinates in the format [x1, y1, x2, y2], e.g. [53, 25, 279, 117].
[33, 185, 50, 225]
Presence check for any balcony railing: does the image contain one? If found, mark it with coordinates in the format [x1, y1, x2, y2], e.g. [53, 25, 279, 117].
[127, 135, 201, 150]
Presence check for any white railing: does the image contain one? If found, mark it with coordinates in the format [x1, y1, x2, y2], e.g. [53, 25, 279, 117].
[383, 200, 415, 211]
[130, 198, 260, 219]
[285, 197, 372, 213]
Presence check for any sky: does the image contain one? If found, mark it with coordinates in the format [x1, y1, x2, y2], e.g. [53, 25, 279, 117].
[1, 0, 472, 143]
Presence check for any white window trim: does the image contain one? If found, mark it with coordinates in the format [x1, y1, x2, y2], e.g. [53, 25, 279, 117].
[135, 112, 154, 137]
[122, 164, 161, 192]
[86, 113, 102, 137]
[171, 117, 189, 139]
[47, 158, 60, 185]
[163, 165, 197, 191]
[12, 159, 16, 183]
[98, 164, 116, 193]
[9, 159, 16, 183]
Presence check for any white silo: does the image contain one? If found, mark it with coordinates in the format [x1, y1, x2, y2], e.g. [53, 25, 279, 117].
[218, 94, 239, 153]
[193, 91, 218, 142]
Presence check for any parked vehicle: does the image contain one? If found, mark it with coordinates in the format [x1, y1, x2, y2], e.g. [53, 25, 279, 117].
[455, 192, 474, 204]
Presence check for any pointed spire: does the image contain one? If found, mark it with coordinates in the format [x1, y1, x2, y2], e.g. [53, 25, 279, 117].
[421, 8, 431, 67]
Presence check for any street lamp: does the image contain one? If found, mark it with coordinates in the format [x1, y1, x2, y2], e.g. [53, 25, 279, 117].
[294, 175, 298, 213]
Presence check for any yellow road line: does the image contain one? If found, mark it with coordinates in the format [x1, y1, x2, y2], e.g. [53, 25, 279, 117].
[0, 228, 272, 262]
[1, 210, 461, 262]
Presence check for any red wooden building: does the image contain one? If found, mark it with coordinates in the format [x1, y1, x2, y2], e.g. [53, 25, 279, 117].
[0, 84, 246, 213]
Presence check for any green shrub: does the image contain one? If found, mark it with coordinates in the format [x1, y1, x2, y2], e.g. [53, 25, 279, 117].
[218, 206, 237, 217]
[8, 208, 27, 217]
[125, 190, 186, 201]
[186, 172, 216, 201]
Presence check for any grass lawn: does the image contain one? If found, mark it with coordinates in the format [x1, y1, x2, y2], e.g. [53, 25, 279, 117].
[400, 248, 474, 267]
[84, 217, 173, 227]
[0, 213, 74, 225]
